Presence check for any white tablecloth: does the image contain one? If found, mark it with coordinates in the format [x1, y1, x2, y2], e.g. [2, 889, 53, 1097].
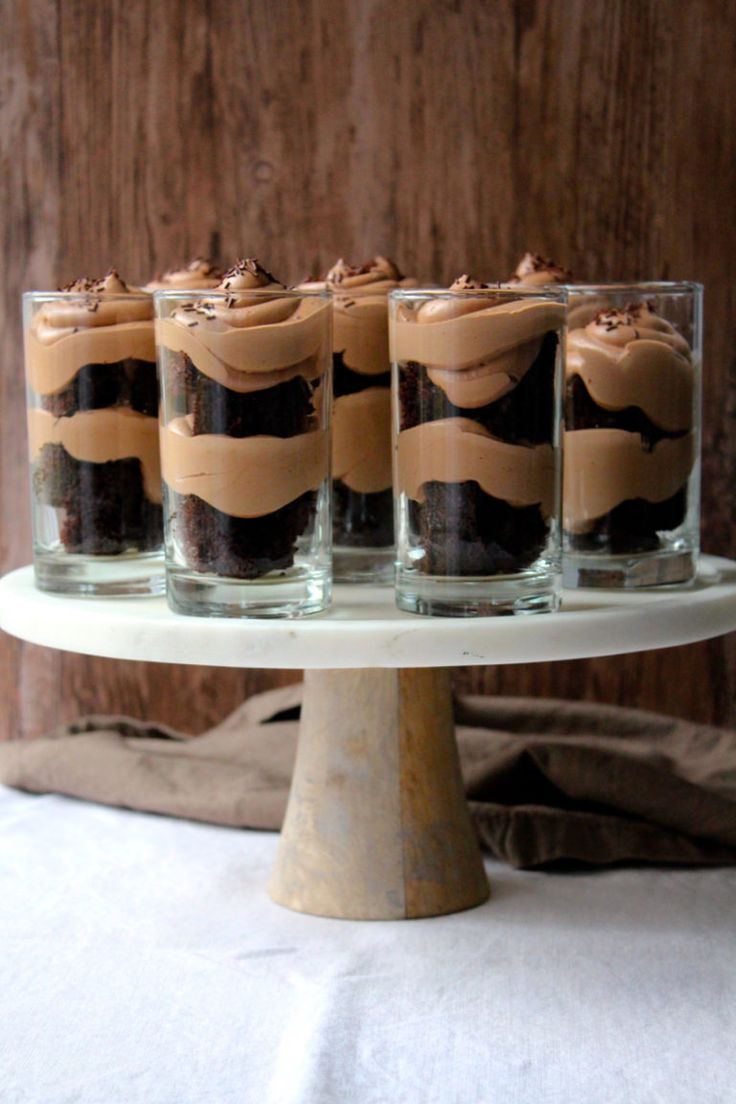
[1, 786, 734, 1104]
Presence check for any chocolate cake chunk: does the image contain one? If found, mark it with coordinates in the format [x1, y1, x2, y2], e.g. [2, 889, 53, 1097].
[409, 481, 549, 575]
[332, 352, 391, 399]
[41, 359, 158, 418]
[565, 489, 688, 554]
[565, 375, 685, 450]
[185, 357, 317, 439]
[172, 490, 316, 579]
[33, 443, 161, 555]
[399, 330, 558, 445]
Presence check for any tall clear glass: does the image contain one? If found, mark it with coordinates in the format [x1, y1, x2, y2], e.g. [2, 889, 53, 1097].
[23, 287, 164, 595]
[563, 283, 702, 587]
[390, 285, 566, 616]
[155, 288, 332, 617]
[330, 285, 396, 583]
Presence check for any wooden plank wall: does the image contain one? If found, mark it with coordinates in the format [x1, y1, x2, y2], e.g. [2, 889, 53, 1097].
[1, 0, 734, 739]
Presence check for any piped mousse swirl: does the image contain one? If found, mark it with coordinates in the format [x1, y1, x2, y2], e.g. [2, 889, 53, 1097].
[567, 303, 693, 430]
[157, 258, 329, 394]
[145, 257, 222, 291]
[325, 255, 416, 377]
[159, 259, 330, 520]
[507, 251, 571, 287]
[391, 275, 565, 408]
[564, 301, 697, 534]
[25, 269, 155, 396]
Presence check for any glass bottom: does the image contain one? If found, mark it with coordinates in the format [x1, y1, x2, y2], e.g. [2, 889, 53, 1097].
[563, 548, 697, 588]
[34, 549, 165, 597]
[395, 567, 560, 617]
[166, 565, 331, 618]
[333, 545, 394, 585]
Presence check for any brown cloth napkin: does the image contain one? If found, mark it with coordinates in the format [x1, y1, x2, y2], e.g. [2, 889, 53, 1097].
[1, 683, 735, 869]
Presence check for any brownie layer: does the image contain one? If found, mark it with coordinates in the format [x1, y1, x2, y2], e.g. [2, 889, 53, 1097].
[183, 354, 317, 438]
[333, 352, 391, 398]
[408, 481, 549, 576]
[399, 330, 558, 445]
[332, 351, 393, 548]
[172, 490, 316, 579]
[565, 489, 687, 553]
[40, 358, 158, 418]
[566, 375, 688, 541]
[34, 443, 162, 555]
[565, 375, 686, 450]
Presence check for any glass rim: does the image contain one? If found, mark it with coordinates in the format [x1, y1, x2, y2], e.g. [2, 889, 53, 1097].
[23, 289, 153, 302]
[389, 285, 568, 302]
[152, 287, 331, 301]
[563, 281, 702, 295]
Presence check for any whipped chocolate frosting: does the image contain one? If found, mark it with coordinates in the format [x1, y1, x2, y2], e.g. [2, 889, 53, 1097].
[26, 269, 155, 395]
[564, 429, 695, 533]
[567, 303, 694, 431]
[145, 258, 222, 291]
[324, 255, 416, 376]
[391, 280, 565, 408]
[397, 418, 556, 517]
[332, 387, 392, 493]
[508, 252, 571, 287]
[156, 259, 329, 392]
[28, 407, 162, 503]
[160, 417, 328, 518]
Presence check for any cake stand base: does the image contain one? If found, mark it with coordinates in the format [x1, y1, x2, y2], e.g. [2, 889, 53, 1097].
[269, 667, 490, 920]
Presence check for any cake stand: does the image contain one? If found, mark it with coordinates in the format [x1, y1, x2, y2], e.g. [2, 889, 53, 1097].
[2, 555, 736, 922]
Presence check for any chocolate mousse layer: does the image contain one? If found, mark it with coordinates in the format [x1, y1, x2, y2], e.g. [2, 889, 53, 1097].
[564, 303, 696, 553]
[157, 259, 330, 579]
[26, 270, 162, 554]
[393, 278, 562, 576]
[305, 256, 414, 550]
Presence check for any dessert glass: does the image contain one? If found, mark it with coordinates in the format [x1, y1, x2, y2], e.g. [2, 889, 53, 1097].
[155, 287, 332, 617]
[312, 258, 415, 584]
[23, 280, 164, 595]
[563, 283, 702, 587]
[389, 283, 566, 616]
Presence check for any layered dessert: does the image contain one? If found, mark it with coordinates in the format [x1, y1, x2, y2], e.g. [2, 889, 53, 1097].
[25, 270, 162, 555]
[392, 277, 563, 576]
[145, 258, 222, 292]
[156, 259, 330, 580]
[564, 301, 696, 553]
[303, 256, 414, 560]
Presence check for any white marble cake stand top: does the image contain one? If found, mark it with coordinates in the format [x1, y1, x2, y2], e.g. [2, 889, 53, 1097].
[1, 557, 735, 670]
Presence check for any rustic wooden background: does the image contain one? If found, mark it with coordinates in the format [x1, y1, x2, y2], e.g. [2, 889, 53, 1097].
[1, 0, 734, 739]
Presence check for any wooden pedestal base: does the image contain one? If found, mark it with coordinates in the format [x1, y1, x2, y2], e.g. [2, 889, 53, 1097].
[269, 667, 490, 920]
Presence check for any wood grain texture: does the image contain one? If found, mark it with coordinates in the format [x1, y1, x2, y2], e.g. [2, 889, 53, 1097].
[1, 0, 735, 738]
[270, 667, 488, 918]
